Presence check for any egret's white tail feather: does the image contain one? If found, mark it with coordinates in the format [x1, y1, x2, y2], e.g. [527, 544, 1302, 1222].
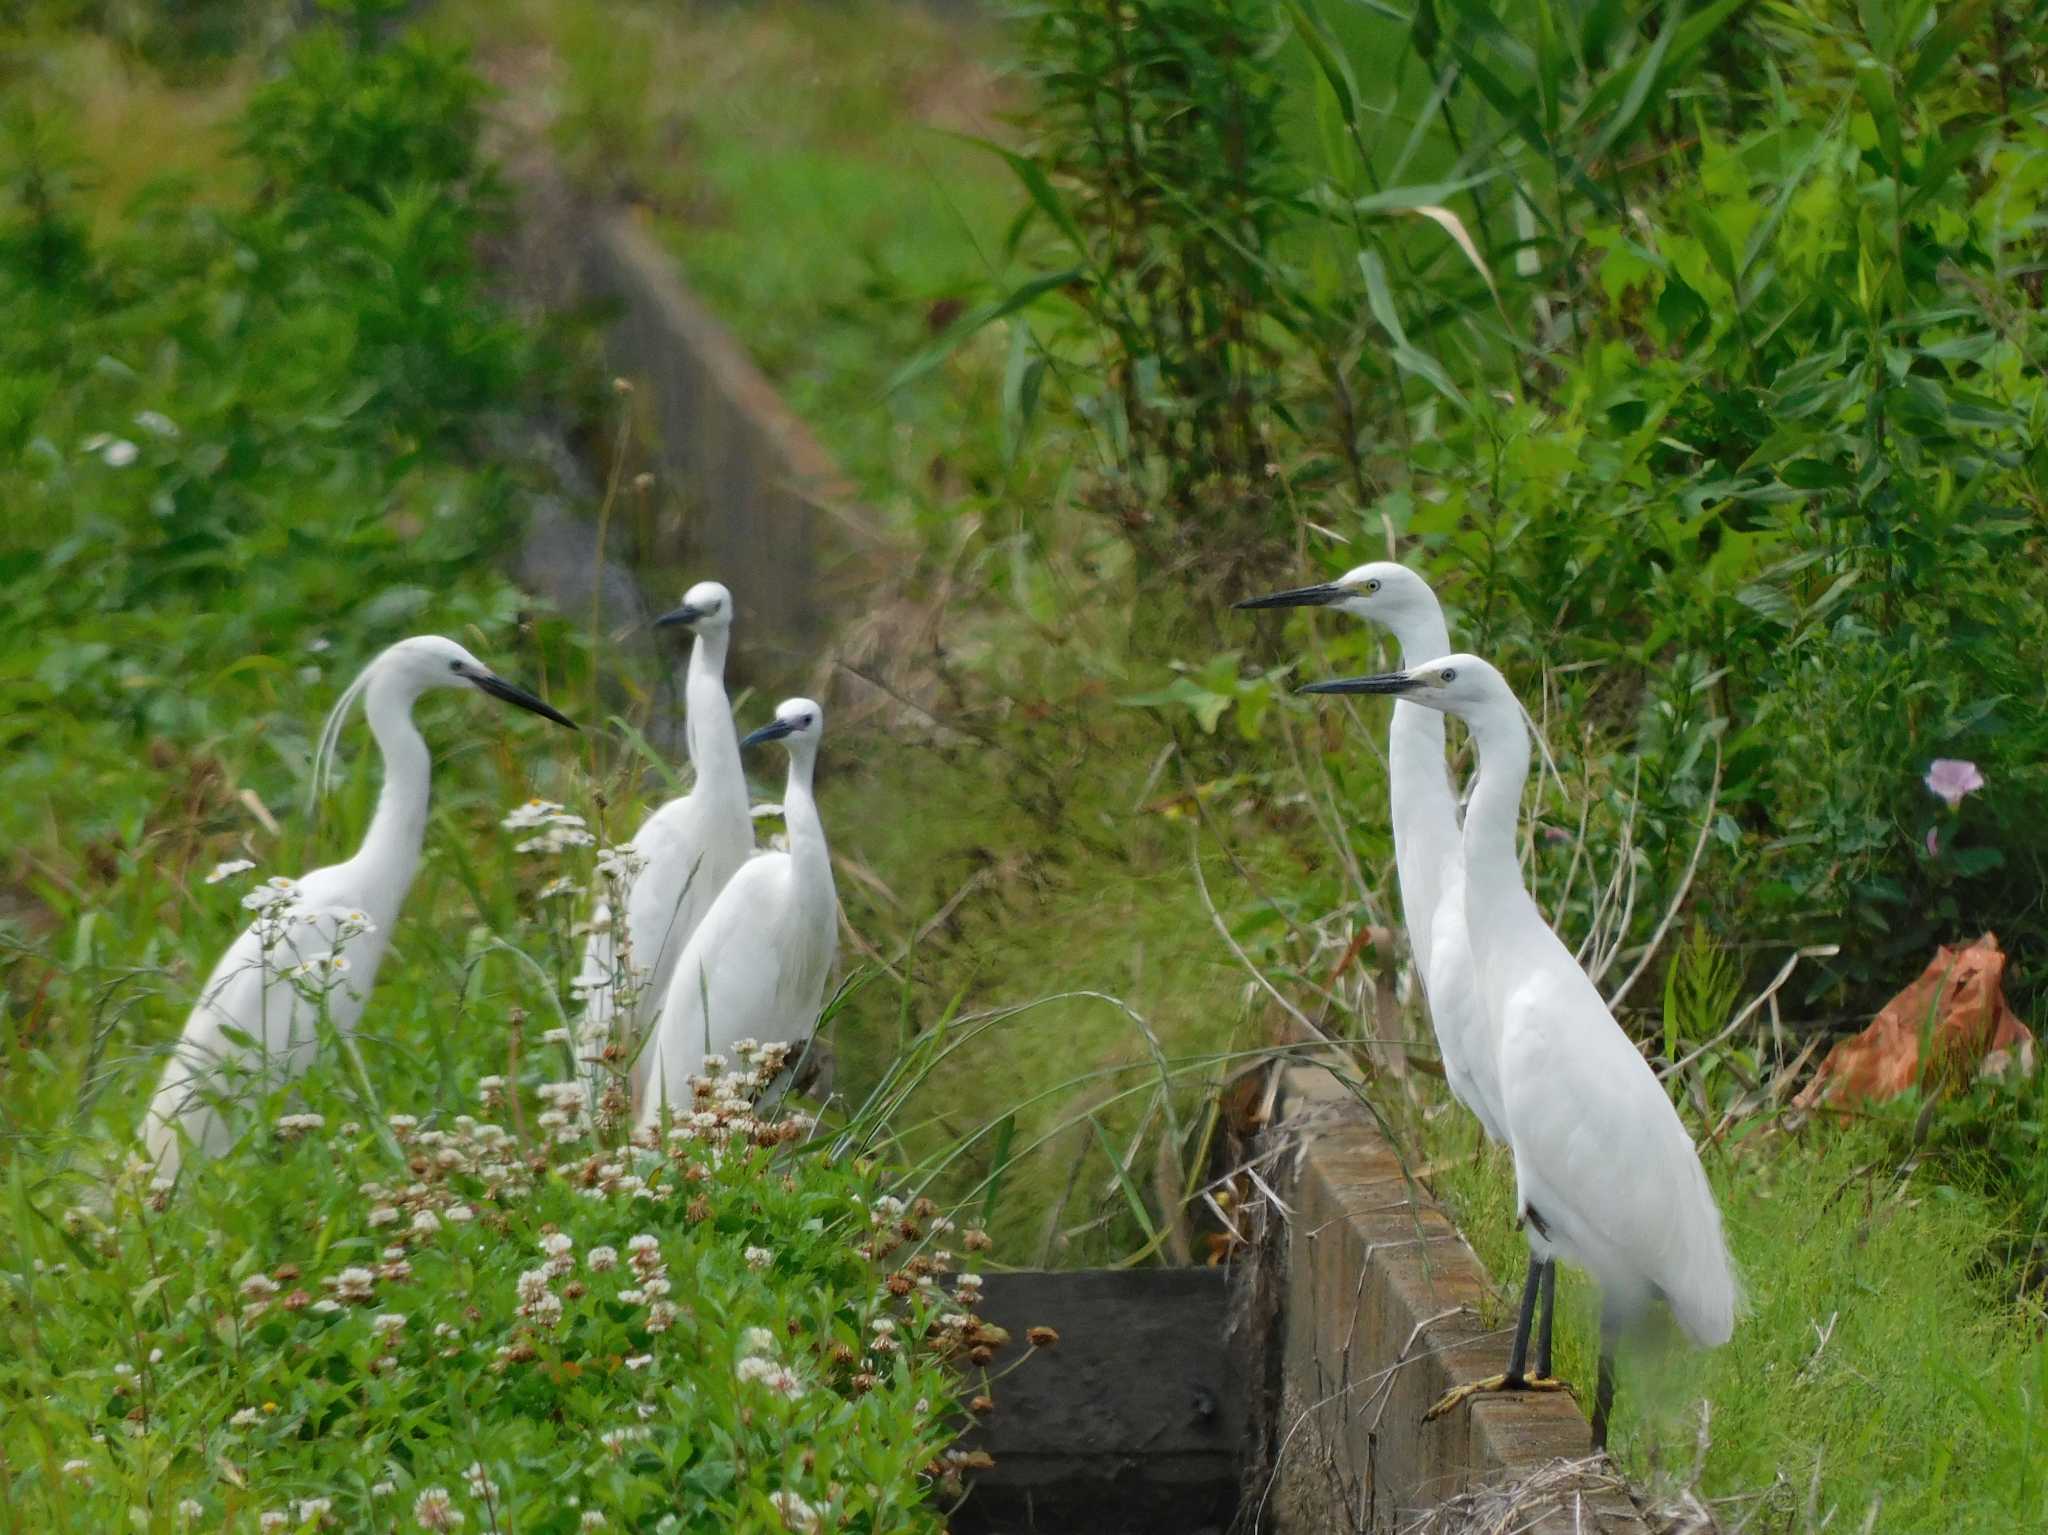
[1662, 1157, 1739, 1348]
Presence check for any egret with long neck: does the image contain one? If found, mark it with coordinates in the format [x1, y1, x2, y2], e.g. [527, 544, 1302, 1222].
[1304, 656, 1736, 1449]
[573, 581, 753, 1086]
[1237, 564, 1506, 1142]
[638, 697, 837, 1128]
[144, 636, 576, 1180]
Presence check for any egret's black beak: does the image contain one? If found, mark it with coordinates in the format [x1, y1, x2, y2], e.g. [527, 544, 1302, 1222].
[653, 603, 707, 629]
[1234, 582, 1348, 611]
[469, 671, 578, 728]
[1300, 671, 1421, 696]
[741, 718, 799, 749]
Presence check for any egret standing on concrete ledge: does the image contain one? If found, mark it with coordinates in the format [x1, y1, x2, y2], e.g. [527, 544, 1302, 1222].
[1235, 563, 1507, 1144]
[573, 581, 752, 1086]
[638, 698, 837, 1129]
[1303, 656, 1736, 1448]
[144, 636, 577, 1181]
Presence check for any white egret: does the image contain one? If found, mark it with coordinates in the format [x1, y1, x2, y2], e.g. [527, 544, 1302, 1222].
[144, 637, 577, 1180]
[1237, 565, 1507, 1142]
[1304, 656, 1735, 1447]
[637, 698, 837, 1129]
[572, 581, 752, 1087]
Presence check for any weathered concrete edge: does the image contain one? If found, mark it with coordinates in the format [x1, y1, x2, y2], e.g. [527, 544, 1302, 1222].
[495, 158, 906, 684]
[1261, 1061, 1649, 1535]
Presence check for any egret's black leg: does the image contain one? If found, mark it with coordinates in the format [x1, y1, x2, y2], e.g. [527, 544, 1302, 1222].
[1532, 1260, 1557, 1381]
[1423, 1251, 1570, 1423]
[1590, 1304, 1620, 1453]
[1500, 1253, 1543, 1387]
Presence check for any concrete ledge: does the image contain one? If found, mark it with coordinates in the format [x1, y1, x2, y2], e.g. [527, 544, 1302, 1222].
[1263, 1065, 1647, 1535]
[496, 159, 902, 685]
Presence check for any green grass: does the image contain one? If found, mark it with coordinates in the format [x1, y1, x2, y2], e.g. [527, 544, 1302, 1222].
[0, 18, 987, 1528]
[1425, 1110, 2048, 1530]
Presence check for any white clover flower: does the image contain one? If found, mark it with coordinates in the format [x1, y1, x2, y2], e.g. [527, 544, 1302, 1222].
[580, 1514, 608, 1531]
[371, 1481, 396, 1499]
[242, 877, 302, 912]
[205, 859, 256, 884]
[645, 1300, 677, 1333]
[594, 845, 644, 882]
[736, 1356, 777, 1385]
[745, 1246, 773, 1271]
[312, 1298, 342, 1314]
[870, 1317, 895, 1335]
[178, 1500, 205, 1521]
[260, 1511, 289, 1532]
[500, 799, 568, 831]
[623, 1353, 654, 1370]
[275, 1112, 326, 1141]
[61, 1458, 91, 1479]
[641, 1275, 672, 1297]
[367, 1206, 401, 1229]
[411, 1209, 442, 1236]
[331, 1267, 376, 1303]
[240, 1274, 280, 1302]
[616, 1288, 646, 1306]
[296, 1498, 332, 1523]
[586, 1245, 618, 1273]
[514, 823, 595, 854]
[371, 1313, 407, 1339]
[412, 1487, 464, 1529]
[530, 1293, 564, 1329]
[230, 1407, 262, 1428]
[445, 1204, 475, 1224]
[101, 437, 139, 468]
[770, 1490, 820, 1534]
[742, 1326, 777, 1354]
[515, 1269, 552, 1306]
[539, 1232, 574, 1259]
[463, 1462, 498, 1499]
[387, 1114, 419, 1140]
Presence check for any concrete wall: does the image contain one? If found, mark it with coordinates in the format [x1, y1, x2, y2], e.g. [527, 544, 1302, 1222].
[1259, 1064, 1647, 1535]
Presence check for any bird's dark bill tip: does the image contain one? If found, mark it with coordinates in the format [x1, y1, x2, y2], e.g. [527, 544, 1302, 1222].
[473, 673, 578, 729]
[1299, 672, 1418, 696]
[1234, 582, 1346, 611]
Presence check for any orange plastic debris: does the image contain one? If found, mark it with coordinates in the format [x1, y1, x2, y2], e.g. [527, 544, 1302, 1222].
[1795, 933, 2037, 1109]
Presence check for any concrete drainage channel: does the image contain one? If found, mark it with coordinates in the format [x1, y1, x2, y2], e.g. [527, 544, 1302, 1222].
[491, 166, 1648, 1535]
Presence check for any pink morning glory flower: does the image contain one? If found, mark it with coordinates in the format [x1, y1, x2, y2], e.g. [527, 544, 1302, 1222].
[1924, 759, 1985, 810]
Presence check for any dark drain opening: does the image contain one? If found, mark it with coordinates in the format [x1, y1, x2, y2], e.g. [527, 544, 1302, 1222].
[953, 1268, 1248, 1535]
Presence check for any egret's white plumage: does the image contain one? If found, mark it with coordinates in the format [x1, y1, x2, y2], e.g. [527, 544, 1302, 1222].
[637, 698, 837, 1128]
[1306, 655, 1735, 1443]
[1237, 564, 1506, 1142]
[572, 582, 752, 1085]
[143, 636, 576, 1179]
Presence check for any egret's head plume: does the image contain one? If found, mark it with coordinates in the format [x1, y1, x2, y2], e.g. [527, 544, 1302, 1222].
[654, 580, 734, 633]
[310, 636, 574, 810]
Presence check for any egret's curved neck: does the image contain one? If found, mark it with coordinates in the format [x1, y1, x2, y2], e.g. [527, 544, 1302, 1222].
[684, 630, 746, 813]
[1458, 698, 1534, 930]
[780, 746, 830, 886]
[1386, 609, 1456, 966]
[351, 671, 431, 899]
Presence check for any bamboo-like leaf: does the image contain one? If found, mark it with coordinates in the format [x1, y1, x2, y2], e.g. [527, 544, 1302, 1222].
[885, 267, 1087, 397]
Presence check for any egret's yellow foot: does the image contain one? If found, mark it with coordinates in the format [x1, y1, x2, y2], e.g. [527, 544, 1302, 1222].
[1424, 1373, 1571, 1422]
